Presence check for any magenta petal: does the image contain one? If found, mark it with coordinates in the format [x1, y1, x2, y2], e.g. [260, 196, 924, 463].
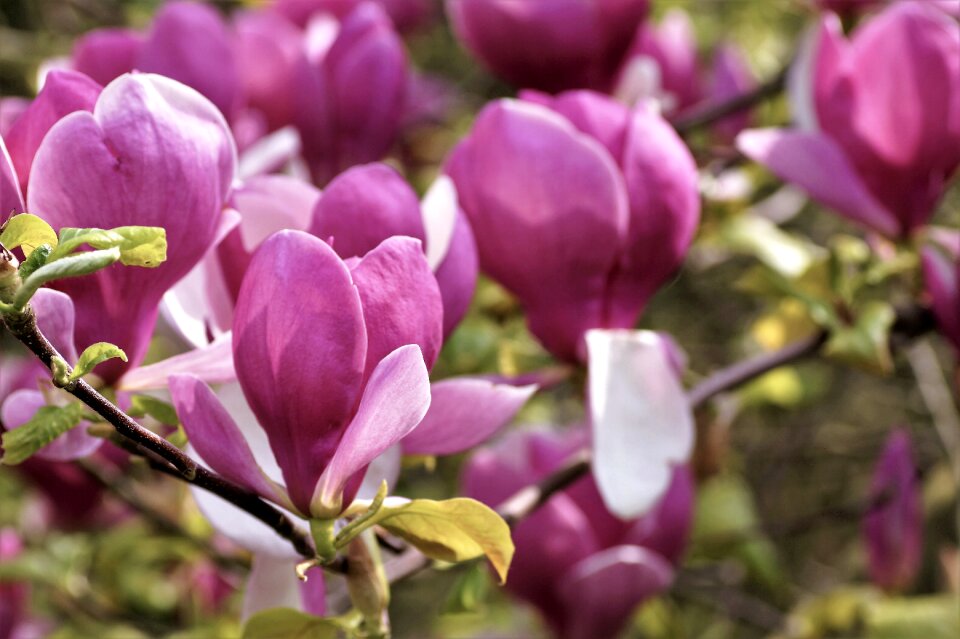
[27, 73, 237, 380]
[138, 1, 241, 118]
[446, 99, 629, 361]
[232, 175, 321, 252]
[71, 28, 143, 87]
[119, 337, 235, 392]
[402, 378, 535, 455]
[5, 70, 101, 195]
[0, 136, 24, 220]
[1, 389, 101, 461]
[921, 238, 960, 352]
[242, 555, 306, 620]
[309, 163, 425, 259]
[557, 545, 674, 639]
[311, 344, 431, 517]
[737, 128, 899, 237]
[349, 236, 443, 376]
[233, 230, 367, 513]
[863, 429, 923, 592]
[31, 288, 78, 362]
[169, 374, 283, 505]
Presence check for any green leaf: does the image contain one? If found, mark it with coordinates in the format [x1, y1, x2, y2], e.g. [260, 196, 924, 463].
[824, 301, 895, 374]
[13, 247, 121, 308]
[49, 226, 167, 267]
[68, 342, 128, 382]
[0, 213, 58, 257]
[242, 608, 355, 639]
[128, 395, 180, 426]
[720, 214, 823, 278]
[345, 497, 514, 583]
[866, 595, 960, 639]
[17, 243, 52, 280]
[1, 403, 87, 465]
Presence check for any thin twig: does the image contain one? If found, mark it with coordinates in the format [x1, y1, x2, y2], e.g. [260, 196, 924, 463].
[674, 64, 790, 135]
[2, 307, 316, 560]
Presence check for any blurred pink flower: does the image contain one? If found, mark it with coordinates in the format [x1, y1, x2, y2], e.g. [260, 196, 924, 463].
[465, 428, 693, 639]
[739, 3, 960, 238]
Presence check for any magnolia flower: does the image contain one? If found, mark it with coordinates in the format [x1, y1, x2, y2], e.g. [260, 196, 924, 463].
[446, 92, 699, 361]
[862, 429, 923, 591]
[445, 0, 649, 92]
[465, 428, 693, 639]
[291, 3, 408, 183]
[2, 72, 237, 382]
[273, 0, 432, 32]
[921, 230, 960, 354]
[614, 10, 756, 141]
[738, 3, 960, 238]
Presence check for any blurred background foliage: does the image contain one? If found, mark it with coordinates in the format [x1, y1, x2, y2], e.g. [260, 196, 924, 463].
[1, 0, 958, 637]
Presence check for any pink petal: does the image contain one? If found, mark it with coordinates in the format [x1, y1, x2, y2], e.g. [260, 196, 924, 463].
[863, 429, 923, 591]
[308, 163, 425, 259]
[402, 378, 535, 455]
[0, 136, 24, 220]
[557, 545, 674, 639]
[241, 555, 306, 620]
[71, 28, 143, 87]
[233, 175, 321, 252]
[349, 236, 443, 377]
[737, 128, 899, 237]
[27, 289, 77, 363]
[119, 336, 235, 392]
[169, 374, 284, 505]
[28, 73, 237, 381]
[5, 70, 101, 195]
[446, 99, 629, 362]
[922, 238, 960, 352]
[311, 344, 431, 516]
[138, 1, 241, 118]
[233, 230, 367, 513]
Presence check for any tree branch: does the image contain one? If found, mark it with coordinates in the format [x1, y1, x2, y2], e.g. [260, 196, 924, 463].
[674, 63, 790, 135]
[1, 306, 316, 560]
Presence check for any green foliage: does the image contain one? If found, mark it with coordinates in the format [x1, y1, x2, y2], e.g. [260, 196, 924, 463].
[14, 247, 121, 308]
[48, 226, 167, 267]
[0, 213, 58, 257]
[128, 394, 181, 427]
[342, 497, 514, 583]
[17, 243, 52, 279]
[0, 402, 87, 465]
[242, 608, 358, 639]
[69, 342, 128, 382]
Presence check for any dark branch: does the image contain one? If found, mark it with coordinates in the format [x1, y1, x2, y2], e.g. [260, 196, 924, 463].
[2, 306, 316, 560]
[674, 63, 790, 135]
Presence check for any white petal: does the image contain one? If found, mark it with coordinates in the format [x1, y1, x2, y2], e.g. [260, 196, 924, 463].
[586, 329, 693, 519]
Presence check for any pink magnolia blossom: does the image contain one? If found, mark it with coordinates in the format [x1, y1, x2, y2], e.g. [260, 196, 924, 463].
[445, 0, 649, 92]
[738, 3, 960, 238]
[273, 0, 432, 32]
[614, 10, 756, 140]
[291, 3, 409, 183]
[862, 429, 923, 591]
[446, 92, 699, 362]
[921, 230, 960, 353]
[13, 73, 237, 382]
[465, 428, 693, 639]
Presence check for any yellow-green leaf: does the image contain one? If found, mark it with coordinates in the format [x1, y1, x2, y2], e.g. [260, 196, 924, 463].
[1, 403, 86, 465]
[353, 497, 514, 583]
[69, 342, 128, 382]
[0, 214, 57, 257]
[825, 301, 895, 375]
[49, 226, 167, 267]
[13, 247, 121, 308]
[242, 608, 353, 639]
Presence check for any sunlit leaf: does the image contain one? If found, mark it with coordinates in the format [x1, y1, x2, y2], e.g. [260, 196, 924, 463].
[242, 608, 354, 639]
[1, 403, 86, 465]
[346, 497, 514, 583]
[14, 247, 120, 308]
[0, 213, 57, 257]
[69, 342, 127, 382]
[824, 301, 895, 375]
[49, 226, 167, 267]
